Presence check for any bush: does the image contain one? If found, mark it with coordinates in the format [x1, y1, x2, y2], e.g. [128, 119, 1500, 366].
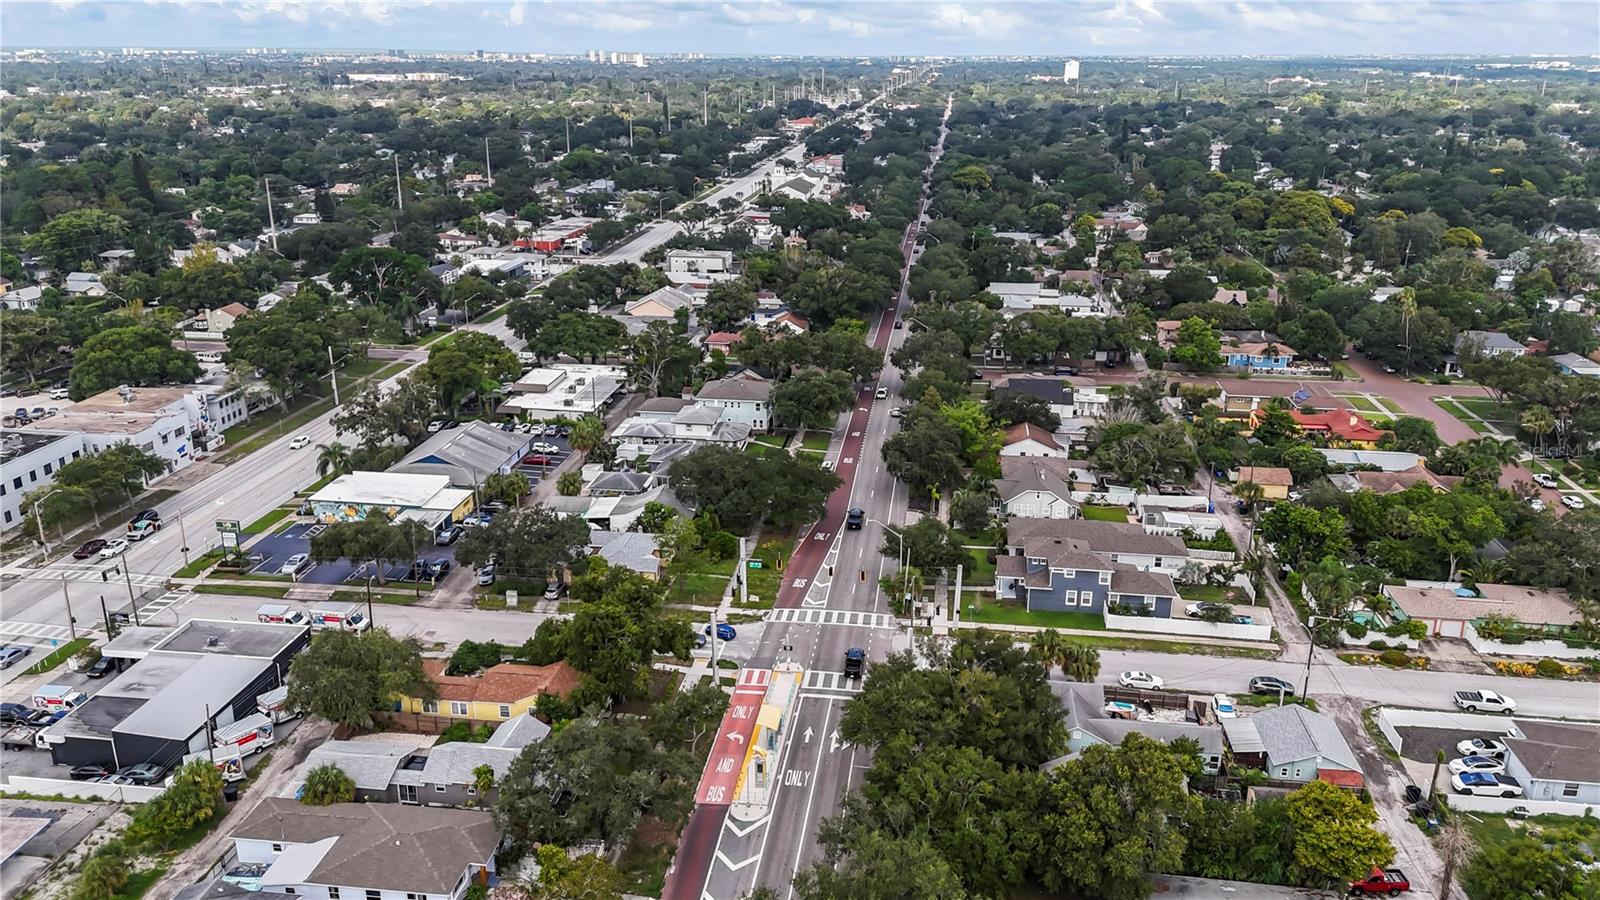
[1378, 649, 1411, 668]
[1385, 619, 1428, 641]
[447, 639, 505, 676]
[125, 759, 223, 850]
[1367, 639, 1389, 651]
[703, 530, 738, 561]
[301, 763, 356, 805]
[1535, 658, 1566, 678]
[1346, 622, 1369, 639]
[1500, 633, 1527, 645]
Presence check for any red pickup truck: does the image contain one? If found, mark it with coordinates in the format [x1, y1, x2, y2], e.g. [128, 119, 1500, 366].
[1350, 867, 1410, 896]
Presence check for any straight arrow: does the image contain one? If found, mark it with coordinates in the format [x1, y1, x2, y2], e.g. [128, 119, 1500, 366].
[803, 727, 814, 744]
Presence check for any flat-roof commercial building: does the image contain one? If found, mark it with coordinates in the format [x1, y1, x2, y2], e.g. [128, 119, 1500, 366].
[307, 472, 475, 529]
[0, 430, 87, 531]
[46, 619, 308, 771]
[389, 421, 531, 488]
[500, 364, 625, 421]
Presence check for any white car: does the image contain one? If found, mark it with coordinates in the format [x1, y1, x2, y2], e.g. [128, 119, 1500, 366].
[278, 553, 311, 576]
[1451, 772, 1524, 798]
[1119, 671, 1164, 690]
[98, 538, 129, 559]
[1448, 755, 1507, 776]
[1531, 473, 1558, 489]
[1456, 737, 1509, 757]
[289, 435, 311, 450]
[1561, 495, 1586, 510]
[1211, 693, 1238, 719]
[1529, 497, 1546, 512]
[875, 387, 888, 400]
[530, 442, 560, 454]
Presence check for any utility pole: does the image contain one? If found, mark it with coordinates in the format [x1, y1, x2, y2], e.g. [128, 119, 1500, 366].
[175, 507, 191, 569]
[564, 116, 571, 154]
[394, 153, 404, 211]
[59, 573, 77, 640]
[327, 345, 341, 406]
[703, 87, 708, 126]
[263, 176, 279, 252]
[484, 136, 492, 184]
[738, 536, 748, 605]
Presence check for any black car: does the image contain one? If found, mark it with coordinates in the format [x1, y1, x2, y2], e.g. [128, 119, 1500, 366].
[1249, 675, 1295, 696]
[70, 764, 115, 781]
[128, 508, 161, 528]
[1053, 366, 1079, 376]
[844, 647, 866, 679]
[426, 559, 451, 579]
[845, 508, 864, 530]
[0, 702, 33, 726]
[85, 656, 115, 678]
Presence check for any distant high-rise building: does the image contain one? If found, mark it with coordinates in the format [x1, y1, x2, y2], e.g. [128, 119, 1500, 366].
[1063, 59, 1080, 82]
[474, 49, 484, 60]
[632, 52, 646, 67]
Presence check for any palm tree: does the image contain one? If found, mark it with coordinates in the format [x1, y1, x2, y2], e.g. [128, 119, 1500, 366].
[1459, 559, 1509, 588]
[1032, 628, 1069, 673]
[315, 441, 353, 478]
[1059, 643, 1101, 683]
[1436, 818, 1476, 899]
[568, 415, 606, 458]
[1521, 404, 1555, 456]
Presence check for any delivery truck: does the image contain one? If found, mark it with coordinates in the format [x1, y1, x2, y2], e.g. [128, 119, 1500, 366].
[255, 685, 297, 724]
[31, 684, 87, 711]
[309, 607, 371, 633]
[255, 604, 309, 626]
[180, 744, 247, 782]
[212, 713, 274, 756]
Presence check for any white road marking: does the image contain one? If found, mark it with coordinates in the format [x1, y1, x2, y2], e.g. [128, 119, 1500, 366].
[787, 699, 835, 898]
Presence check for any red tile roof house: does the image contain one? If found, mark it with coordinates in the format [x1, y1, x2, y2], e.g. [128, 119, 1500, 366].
[1290, 409, 1388, 447]
[705, 331, 744, 355]
[1000, 423, 1068, 458]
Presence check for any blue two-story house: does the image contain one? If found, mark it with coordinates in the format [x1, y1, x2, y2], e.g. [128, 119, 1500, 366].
[995, 544, 1179, 616]
[1221, 330, 1298, 370]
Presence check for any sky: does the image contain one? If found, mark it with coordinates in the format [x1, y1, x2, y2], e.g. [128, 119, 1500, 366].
[4, 0, 1598, 57]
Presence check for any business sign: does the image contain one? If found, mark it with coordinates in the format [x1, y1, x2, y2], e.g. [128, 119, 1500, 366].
[217, 520, 241, 550]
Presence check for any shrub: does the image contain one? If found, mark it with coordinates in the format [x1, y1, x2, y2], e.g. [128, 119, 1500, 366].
[1367, 639, 1389, 651]
[1378, 649, 1411, 668]
[1535, 658, 1567, 678]
[703, 530, 739, 561]
[1500, 633, 1527, 645]
[301, 763, 356, 805]
[1346, 622, 1369, 639]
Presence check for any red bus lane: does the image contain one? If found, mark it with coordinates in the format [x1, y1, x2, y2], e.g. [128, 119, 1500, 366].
[693, 668, 771, 804]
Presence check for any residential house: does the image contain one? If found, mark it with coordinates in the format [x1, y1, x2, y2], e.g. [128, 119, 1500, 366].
[64, 272, 107, 296]
[1221, 704, 1362, 786]
[1141, 509, 1224, 541]
[229, 799, 497, 899]
[625, 285, 696, 319]
[400, 659, 582, 722]
[98, 248, 137, 272]
[1382, 582, 1578, 640]
[995, 377, 1113, 421]
[1213, 287, 1250, 306]
[1288, 409, 1387, 448]
[1317, 448, 1424, 472]
[1003, 518, 1190, 575]
[1552, 352, 1600, 379]
[1327, 466, 1456, 495]
[437, 230, 482, 251]
[1501, 720, 1600, 805]
[847, 203, 871, 221]
[0, 285, 44, 310]
[995, 539, 1179, 616]
[664, 249, 735, 281]
[330, 182, 361, 197]
[612, 405, 753, 451]
[291, 212, 322, 226]
[693, 370, 772, 432]
[1048, 683, 1224, 776]
[994, 458, 1083, 520]
[588, 529, 662, 578]
[705, 331, 744, 356]
[985, 281, 1111, 320]
[774, 176, 823, 202]
[1000, 423, 1068, 458]
[206, 302, 251, 335]
[1221, 331, 1297, 369]
[1236, 466, 1293, 501]
[1446, 331, 1526, 375]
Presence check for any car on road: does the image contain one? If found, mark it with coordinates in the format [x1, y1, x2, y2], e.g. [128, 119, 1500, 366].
[1532, 473, 1558, 489]
[1053, 366, 1079, 376]
[289, 435, 311, 450]
[889, 407, 902, 418]
[1348, 867, 1411, 896]
[844, 647, 865, 679]
[128, 509, 161, 529]
[846, 508, 864, 530]
[1448, 755, 1507, 776]
[1455, 689, 1516, 714]
[70, 764, 116, 781]
[704, 623, 737, 642]
[1183, 601, 1229, 618]
[435, 525, 463, 546]
[522, 453, 552, 467]
[117, 763, 167, 786]
[98, 538, 129, 559]
[1118, 670, 1164, 690]
[1455, 737, 1509, 758]
[1211, 693, 1238, 718]
[893, 320, 903, 330]
[1249, 675, 1295, 696]
[278, 554, 311, 576]
[1529, 497, 1546, 512]
[72, 539, 107, 559]
[874, 386, 888, 400]
[127, 518, 161, 541]
[1451, 772, 1523, 798]
[0, 702, 33, 724]
[1561, 494, 1586, 510]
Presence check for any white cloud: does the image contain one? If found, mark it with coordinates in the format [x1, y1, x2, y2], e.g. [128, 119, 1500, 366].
[827, 14, 872, 37]
[930, 3, 1024, 39]
[505, 0, 525, 25]
[720, 1, 815, 25]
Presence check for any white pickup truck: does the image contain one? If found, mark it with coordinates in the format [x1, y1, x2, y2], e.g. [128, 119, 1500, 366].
[1455, 689, 1516, 714]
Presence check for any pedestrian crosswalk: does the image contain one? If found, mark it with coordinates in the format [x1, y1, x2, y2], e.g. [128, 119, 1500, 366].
[766, 607, 898, 630]
[802, 669, 864, 695]
[41, 564, 167, 588]
[735, 668, 770, 690]
[0, 619, 77, 650]
[136, 590, 186, 621]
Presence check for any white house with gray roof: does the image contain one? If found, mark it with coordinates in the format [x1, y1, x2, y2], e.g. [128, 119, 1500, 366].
[693, 370, 772, 431]
[1446, 330, 1526, 375]
[1221, 704, 1361, 785]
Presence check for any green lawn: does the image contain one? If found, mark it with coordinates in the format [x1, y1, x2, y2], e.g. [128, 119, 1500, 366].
[195, 583, 289, 599]
[479, 302, 512, 324]
[173, 549, 225, 578]
[751, 433, 787, 448]
[799, 432, 832, 452]
[964, 600, 1106, 631]
[330, 589, 417, 606]
[243, 507, 293, 534]
[963, 549, 995, 586]
[22, 638, 92, 676]
[668, 572, 729, 606]
[1178, 584, 1232, 604]
[743, 443, 778, 459]
[1082, 505, 1129, 523]
[951, 527, 1001, 548]
[745, 537, 794, 604]
[1028, 632, 1279, 659]
[1434, 397, 1494, 434]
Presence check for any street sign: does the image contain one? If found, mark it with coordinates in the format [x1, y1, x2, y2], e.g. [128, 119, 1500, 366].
[748, 560, 763, 569]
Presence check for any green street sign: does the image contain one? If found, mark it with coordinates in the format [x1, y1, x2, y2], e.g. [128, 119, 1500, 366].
[748, 560, 763, 569]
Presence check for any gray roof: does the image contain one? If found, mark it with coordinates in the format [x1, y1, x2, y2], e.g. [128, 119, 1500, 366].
[294, 739, 419, 792]
[996, 460, 1075, 504]
[1508, 720, 1600, 784]
[233, 799, 497, 895]
[1250, 705, 1360, 772]
[390, 743, 519, 788]
[588, 470, 653, 495]
[1456, 330, 1526, 354]
[1109, 567, 1179, 599]
[588, 529, 661, 575]
[628, 286, 695, 315]
[393, 421, 528, 480]
[674, 405, 726, 426]
[484, 712, 550, 748]
[637, 397, 690, 415]
[114, 655, 273, 740]
[1005, 518, 1187, 560]
[696, 371, 771, 402]
[997, 377, 1073, 405]
[1081, 719, 1224, 757]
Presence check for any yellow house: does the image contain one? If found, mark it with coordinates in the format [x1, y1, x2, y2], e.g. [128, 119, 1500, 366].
[1237, 466, 1294, 502]
[401, 659, 583, 721]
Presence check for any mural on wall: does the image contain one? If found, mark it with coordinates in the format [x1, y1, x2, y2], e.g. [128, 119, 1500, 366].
[313, 503, 404, 524]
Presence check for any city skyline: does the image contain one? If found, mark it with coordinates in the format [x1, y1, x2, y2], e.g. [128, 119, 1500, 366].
[4, 0, 1598, 57]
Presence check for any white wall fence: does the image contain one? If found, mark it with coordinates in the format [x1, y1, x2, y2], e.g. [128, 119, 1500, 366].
[1373, 707, 1588, 756]
[1463, 622, 1599, 661]
[1104, 610, 1273, 642]
[3, 775, 164, 803]
[1189, 548, 1238, 562]
[1231, 573, 1257, 602]
[1340, 628, 1422, 650]
[1445, 794, 1597, 817]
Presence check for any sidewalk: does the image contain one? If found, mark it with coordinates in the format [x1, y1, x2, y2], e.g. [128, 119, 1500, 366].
[950, 618, 1279, 652]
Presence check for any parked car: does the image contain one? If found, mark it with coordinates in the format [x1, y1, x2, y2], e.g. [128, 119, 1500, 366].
[1448, 755, 1507, 776]
[557, 426, 571, 438]
[543, 580, 564, 600]
[426, 559, 451, 579]
[71, 539, 107, 560]
[1455, 690, 1515, 714]
[1053, 366, 1079, 376]
[70, 764, 116, 781]
[462, 511, 493, 528]
[98, 538, 130, 559]
[84, 656, 115, 678]
[1531, 473, 1558, 489]
[522, 453, 552, 466]
[846, 508, 864, 530]
[704, 623, 737, 642]
[1349, 867, 1411, 896]
[117, 763, 167, 786]
[1183, 601, 1229, 618]
[1118, 671, 1163, 690]
[426, 419, 447, 433]
[1451, 772, 1523, 798]
[278, 554, 311, 576]
[1211, 693, 1238, 718]
[288, 435, 311, 450]
[1529, 497, 1546, 512]
[1231, 614, 1255, 625]
[435, 525, 463, 545]
[96, 774, 136, 785]
[475, 565, 496, 586]
[1249, 675, 1295, 696]
[1455, 737, 1509, 758]
[1561, 494, 1586, 510]
[0, 702, 33, 725]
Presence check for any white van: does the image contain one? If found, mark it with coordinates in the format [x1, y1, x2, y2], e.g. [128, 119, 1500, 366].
[195, 350, 224, 364]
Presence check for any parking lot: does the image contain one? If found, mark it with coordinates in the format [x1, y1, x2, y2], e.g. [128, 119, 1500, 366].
[509, 429, 574, 482]
[246, 523, 461, 586]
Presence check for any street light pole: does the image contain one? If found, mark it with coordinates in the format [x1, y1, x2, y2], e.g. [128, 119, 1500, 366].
[32, 488, 64, 558]
[1301, 615, 1337, 697]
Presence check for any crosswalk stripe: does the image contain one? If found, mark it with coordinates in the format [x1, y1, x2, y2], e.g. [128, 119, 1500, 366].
[0, 620, 76, 649]
[801, 669, 863, 694]
[766, 608, 898, 630]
